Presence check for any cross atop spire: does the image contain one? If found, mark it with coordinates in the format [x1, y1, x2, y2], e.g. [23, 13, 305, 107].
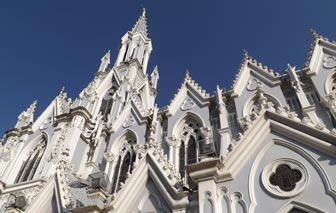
[132, 8, 148, 37]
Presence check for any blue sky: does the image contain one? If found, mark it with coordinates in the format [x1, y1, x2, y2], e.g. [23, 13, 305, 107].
[0, 0, 335, 135]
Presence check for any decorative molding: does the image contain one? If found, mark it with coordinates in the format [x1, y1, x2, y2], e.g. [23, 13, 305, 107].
[323, 56, 336, 69]
[104, 152, 115, 162]
[122, 115, 135, 128]
[246, 78, 262, 91]
[180, 98, 195, 111]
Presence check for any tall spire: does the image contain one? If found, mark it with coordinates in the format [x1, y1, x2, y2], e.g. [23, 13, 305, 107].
[132, 7, 148, 36]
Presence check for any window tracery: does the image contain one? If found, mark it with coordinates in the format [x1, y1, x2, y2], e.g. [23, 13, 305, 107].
[269, 164, 302, 192]
[178, 121, 201, 189]
[15, 136, 47, 183]
[111, 134, 136, 194]
[262, 159, 308, 198]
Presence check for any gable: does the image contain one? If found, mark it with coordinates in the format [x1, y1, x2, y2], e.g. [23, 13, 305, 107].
[232, 53, 281, 98]
[166, 72, 210, 117]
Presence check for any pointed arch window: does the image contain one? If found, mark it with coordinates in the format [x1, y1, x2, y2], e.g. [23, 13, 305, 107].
[178, 119, 206, 190]
[111, 135, 137, 194]
[15, 135, 47, 183]
[99, 86, 117, 121]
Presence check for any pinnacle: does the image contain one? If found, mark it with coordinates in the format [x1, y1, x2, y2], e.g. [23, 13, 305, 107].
[151, 65, 159, 76]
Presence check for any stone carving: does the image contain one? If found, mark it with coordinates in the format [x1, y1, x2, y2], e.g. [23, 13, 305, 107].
[104, 152, 115, 162]
[15, 101, 37, 129]
[181, 98, 195, 111]
[322, 93, 336, 113]
[165, 136, 178, 147]
[56, 87, 70, 115]
[50, 124, 69, 163]
[247, 78, 262, 91]
[83, 81, 97, 98]
[323, 56, 336, 69]
[122, 115, 135, 128]
[0, 136, 19, 162]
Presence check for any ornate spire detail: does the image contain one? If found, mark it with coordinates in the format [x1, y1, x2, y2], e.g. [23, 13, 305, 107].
[132, 8, 148, 36]
[15, 100, 37, 129]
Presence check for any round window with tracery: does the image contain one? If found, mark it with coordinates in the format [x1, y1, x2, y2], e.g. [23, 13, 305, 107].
[262, 159, 308, 198]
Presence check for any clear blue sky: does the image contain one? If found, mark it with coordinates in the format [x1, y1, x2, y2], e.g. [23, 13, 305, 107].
[0, 0, 335, 135]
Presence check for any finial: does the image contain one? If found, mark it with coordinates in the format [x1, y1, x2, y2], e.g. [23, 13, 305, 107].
[185, 69, 190, 79]
[153, 65, 158, 72]
[310, 29, 318, 39]
[142, 6, 146, 17]
[151, 65, 159, 76]
[243, 49, 249, 60]
[60, 86, 65, 94]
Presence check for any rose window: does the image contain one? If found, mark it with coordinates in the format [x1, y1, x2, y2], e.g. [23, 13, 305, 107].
[269, 164, 302, 192]
[262, 158, 308, 198]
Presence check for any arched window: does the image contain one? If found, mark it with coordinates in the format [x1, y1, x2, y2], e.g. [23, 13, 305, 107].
[99, 86, 117, 121]
[111, 134, 136, 194]
[15, 135, 47, 183]
[179, 142, 185, 180]
[178, 118, 206, 190]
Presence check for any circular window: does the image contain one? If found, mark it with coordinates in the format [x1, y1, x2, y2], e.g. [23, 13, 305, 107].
[262, 159, 308, 198]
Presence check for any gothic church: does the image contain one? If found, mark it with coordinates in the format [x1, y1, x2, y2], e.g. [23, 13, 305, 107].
[1, 9, 336, 213]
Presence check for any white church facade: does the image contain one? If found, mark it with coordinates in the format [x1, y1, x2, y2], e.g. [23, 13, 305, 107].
[0, 9, 336, 213]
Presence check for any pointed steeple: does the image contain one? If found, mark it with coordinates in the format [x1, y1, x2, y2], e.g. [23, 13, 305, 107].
[132, 8, 148, 37]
